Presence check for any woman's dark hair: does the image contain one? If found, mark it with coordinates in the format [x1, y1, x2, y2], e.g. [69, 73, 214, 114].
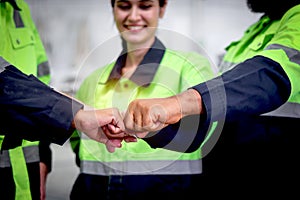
[111, 0, 166, 7]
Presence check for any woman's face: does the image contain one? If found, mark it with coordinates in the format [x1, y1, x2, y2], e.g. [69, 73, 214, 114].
[113, 0, 166, 46]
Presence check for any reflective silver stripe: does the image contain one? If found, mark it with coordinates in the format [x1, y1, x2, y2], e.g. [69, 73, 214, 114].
[266, 44, 300, 65]
[0, 150, 10, 168]
[0, 56, 11, 73]
[38, 61, 50, 77]
[262, 102, 300, 118]
[81, 160, 202, 175]
[13, 9, 24, 28]
[0, 145, 40, 168]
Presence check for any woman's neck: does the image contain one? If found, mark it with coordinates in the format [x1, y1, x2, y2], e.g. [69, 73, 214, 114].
[122, 37, 155, 77]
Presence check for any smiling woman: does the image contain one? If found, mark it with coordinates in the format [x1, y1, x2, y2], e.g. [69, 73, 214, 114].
[112, 0, 167, 53]
[19, 0, 265, 199]
[68, 0, 217, 199]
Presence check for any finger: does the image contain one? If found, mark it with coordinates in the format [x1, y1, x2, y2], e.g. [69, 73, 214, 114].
[124, 136, 137, 143]
[103, 125, 126, 138]
[123, 110, 136, 131]
[105, 139, 122, 153]
[134, 131, 149, 139]
[133, 111, 142, 130]
[132, 104, 161, 132]
[107, 123, 123, 134]
[112, 117, 125, 131]
[106, 143, 116, 153]
[146, 121, 167, 132]
[109, 138, 123, 148]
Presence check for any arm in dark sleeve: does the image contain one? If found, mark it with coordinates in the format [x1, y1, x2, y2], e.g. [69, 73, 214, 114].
[196, 55, 291, 122]
[0, 65, 83, 147]
[143, 114, 210, 153]
[143, 56, 291, 152]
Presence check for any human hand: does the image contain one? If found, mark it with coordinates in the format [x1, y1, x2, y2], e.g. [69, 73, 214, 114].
[73, 108, 126, 152]
[102, 124, 140, 145]
[123, 89, 203, 134]
[123, 96, 181, 133]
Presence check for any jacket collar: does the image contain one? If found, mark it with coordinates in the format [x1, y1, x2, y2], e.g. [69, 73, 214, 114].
[0, 0, 21, 11]
[107, 37, 166, 87]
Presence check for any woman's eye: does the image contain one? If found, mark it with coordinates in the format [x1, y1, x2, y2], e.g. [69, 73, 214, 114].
[116, 3, 152, 11]
[139, 4, 152, 10]
[117, 4, 131, 10]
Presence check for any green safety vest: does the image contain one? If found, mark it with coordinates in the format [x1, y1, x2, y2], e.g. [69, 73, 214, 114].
[71, 48, 216, 175]
[0, 0, 50, 199]
[219, 4, 300, 118]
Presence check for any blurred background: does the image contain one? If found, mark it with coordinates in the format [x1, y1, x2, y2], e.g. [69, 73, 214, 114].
[26, 0, 262, 199]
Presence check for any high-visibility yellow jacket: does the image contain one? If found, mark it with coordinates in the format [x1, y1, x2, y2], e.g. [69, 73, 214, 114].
[70, 38, 216, 176]
[0, 0, 50, 199]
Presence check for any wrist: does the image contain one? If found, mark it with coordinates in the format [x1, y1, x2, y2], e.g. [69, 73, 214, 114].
[178, 89, 202, 117]
[72, 109, 83, 129]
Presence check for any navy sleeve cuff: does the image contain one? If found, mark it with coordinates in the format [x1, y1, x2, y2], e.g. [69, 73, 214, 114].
[143, 114, 209, 153]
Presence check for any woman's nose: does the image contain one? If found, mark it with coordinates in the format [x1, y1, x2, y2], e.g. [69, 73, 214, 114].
[128, 6, 141, 21]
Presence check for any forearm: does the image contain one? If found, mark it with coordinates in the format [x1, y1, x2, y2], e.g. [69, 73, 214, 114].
[193, 55, 291, 122]
[142, 89, 208, 153]
[144, 56, 291, 152]
[0, 65, 83, 145]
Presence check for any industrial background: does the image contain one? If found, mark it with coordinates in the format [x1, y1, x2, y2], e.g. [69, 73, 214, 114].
[26, 0, 261, 199]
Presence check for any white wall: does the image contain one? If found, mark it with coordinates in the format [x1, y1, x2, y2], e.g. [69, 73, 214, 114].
[195, 0, 262, 65]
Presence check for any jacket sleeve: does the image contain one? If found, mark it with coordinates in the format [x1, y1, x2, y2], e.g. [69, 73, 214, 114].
[0, 65, 83, 146]
[143, 56, 291, 152]
[196, 56, 291, 122]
